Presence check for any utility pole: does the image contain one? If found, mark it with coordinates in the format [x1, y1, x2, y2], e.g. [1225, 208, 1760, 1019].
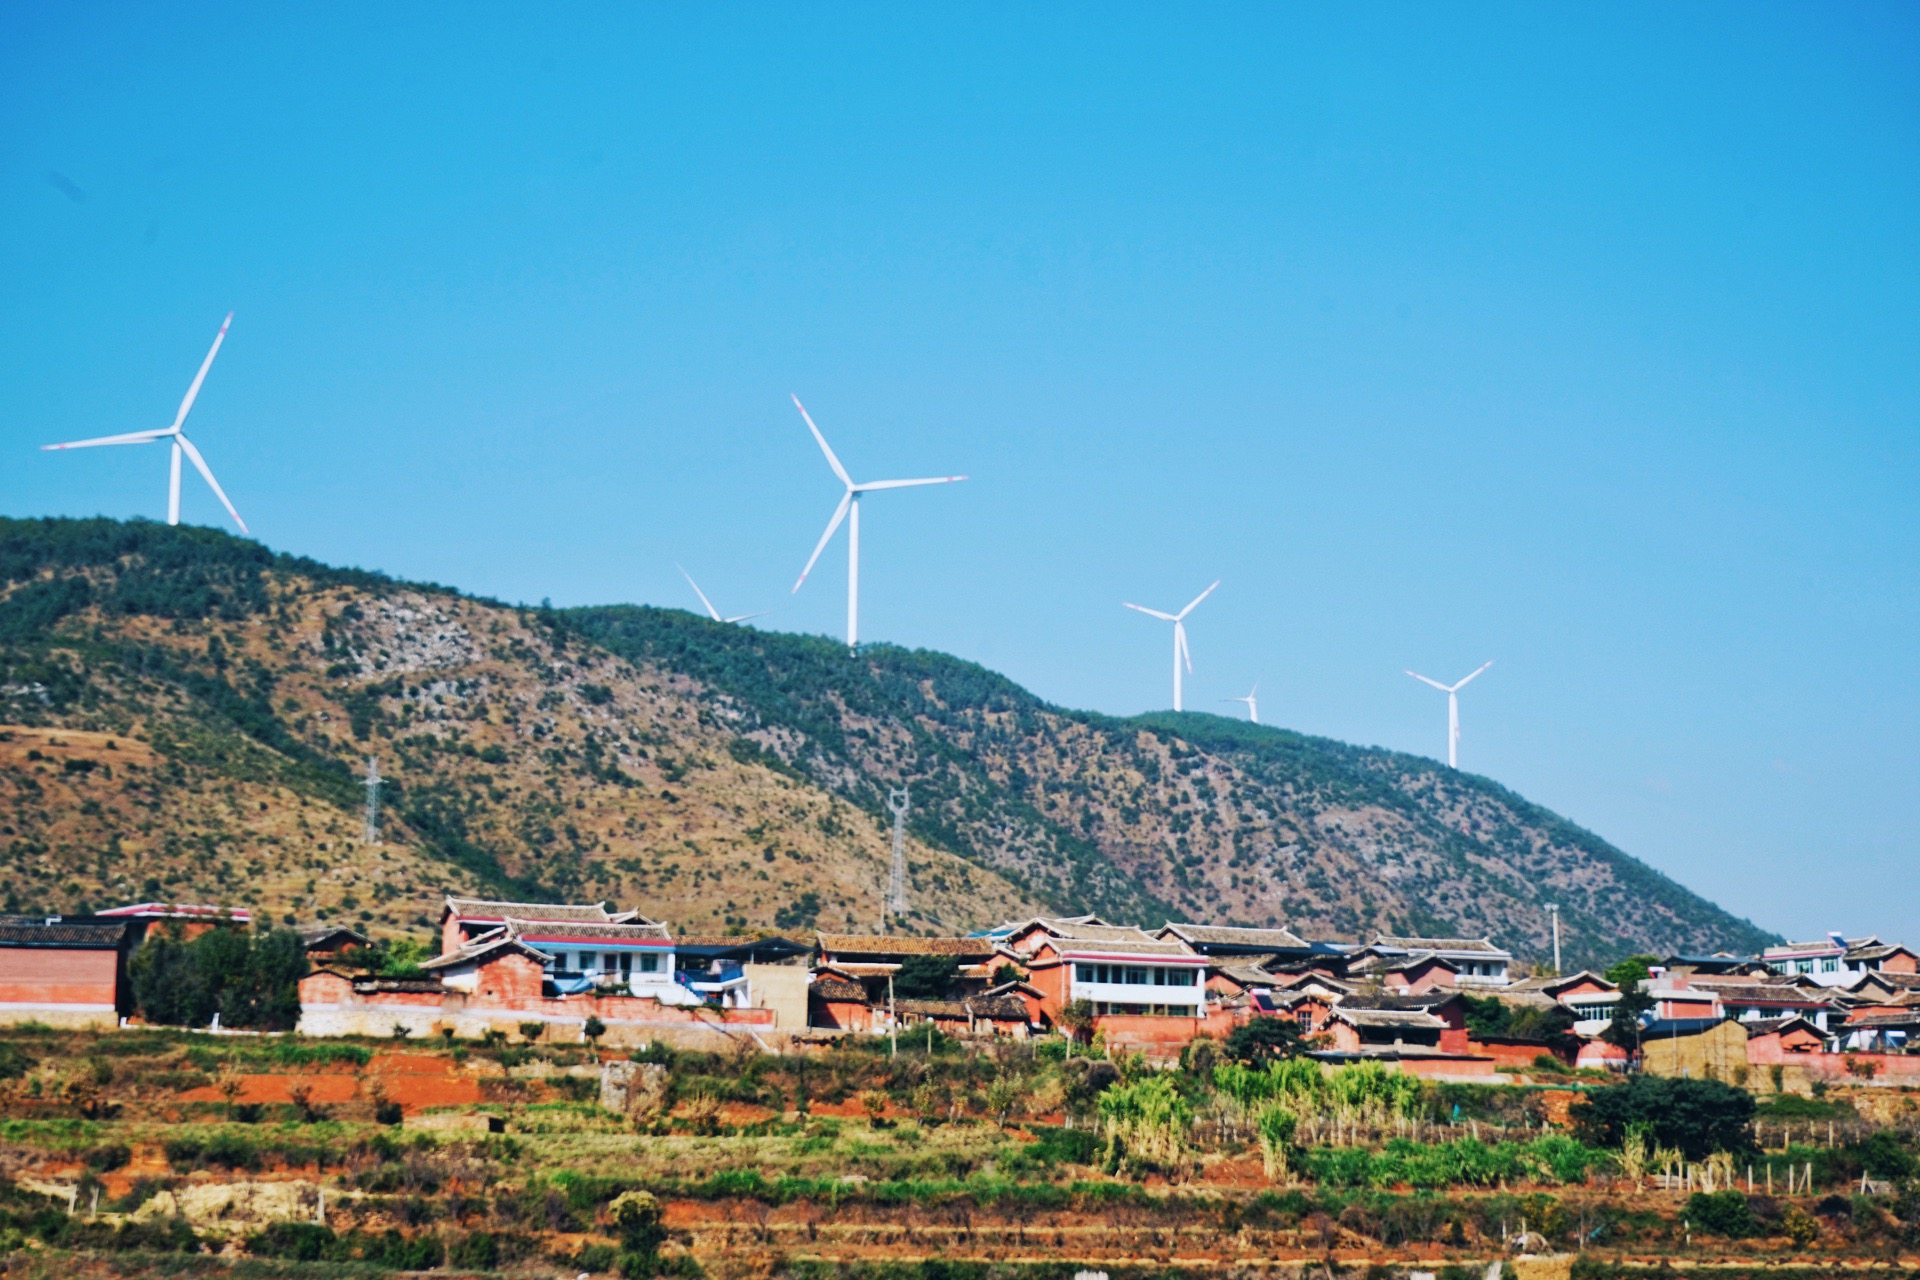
[362, 756, 382, 846]
[1546, 903, 1562, 976]
[885, 787, 910, 927]
[888, 972, 897, 1060]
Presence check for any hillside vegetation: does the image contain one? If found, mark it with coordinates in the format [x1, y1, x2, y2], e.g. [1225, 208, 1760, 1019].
[0, 518, 1775, 964]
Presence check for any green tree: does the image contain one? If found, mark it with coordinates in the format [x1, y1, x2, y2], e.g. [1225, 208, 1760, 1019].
[1054, 998, 1096, 1056]
[1224, 1016, 1308, 1065]
[1601, 954, 1659, 1050]
[1572, 1076, 1756, 1161]
[129, 925, 308, 1031]
[892, 955, 959, 1000]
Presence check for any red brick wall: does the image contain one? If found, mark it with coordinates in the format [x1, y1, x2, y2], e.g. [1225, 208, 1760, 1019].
[0, 946, 121, 1009]
[1882, 953, 1918, 975]
[473, 952, 545, 1001]
[1469, 1036, 1560, 1067]
[1025, 962, 1071, 1026]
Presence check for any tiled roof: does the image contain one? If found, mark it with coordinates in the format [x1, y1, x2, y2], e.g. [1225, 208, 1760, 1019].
[1846, 942, 1915, 962]
[816, 935, 996, 959]
[811, 979, 868, 1003]
[1506, 971, 1616, 996]
[1347, 950, 1459, 974]
[298, 925, 370, 948]
[1160, 923, 1310, 950]
[444, 897, 644, 925]
[1370, 935, 1506, 955]
[1213, 963, 1282, 988]
[351, 976, 446, 995]
[421, 928, 553, 971]
[1682, 980, 1833, 1006]
[818, 962, 899, 978]
[0, 917, 133, 949]
[1844, 1005, 1920, 1028]
[896, 996, 1030, 1022]
[1742, 1016, 1823, 1037]
[1335, 1007, 1445, 1030]
[507, 918, 671, 944]
[1051, 938, 1200, 960]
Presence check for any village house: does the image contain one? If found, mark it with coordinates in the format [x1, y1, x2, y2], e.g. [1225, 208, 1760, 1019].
[299, 897, 782, 1046]
[1310, 993, 1497, 1078]
[0, 914, 138, 1028]
[1154, 922, 1319, 965]
[1340, 947, 1464, 994]
[806, 934, 1005, 1032]
[1001, 917, 1208, 1020]
[1501, 970, 1621, 1034]
[1677, 974, 1840, 1031]
[1762, 933, 1920, 987]
[1353, 935, 1514, 987]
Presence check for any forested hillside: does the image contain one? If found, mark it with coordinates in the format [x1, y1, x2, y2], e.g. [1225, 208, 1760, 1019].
[0, 518, 1776, 966]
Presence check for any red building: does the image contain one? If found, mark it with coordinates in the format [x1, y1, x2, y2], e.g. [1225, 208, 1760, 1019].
[0, 915, 137, 1028]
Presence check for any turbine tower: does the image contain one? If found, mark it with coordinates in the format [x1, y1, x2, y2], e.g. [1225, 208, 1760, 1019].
[677, 566, 769, 624]
[1404, 661, 1493, 769]
[362, 756, 381, 846]
[1124, 580, 1219, 712]
[885, 787, 911, 926]
[1222, 682, 1260, 724]
[42, 314, 248, 532]
[788, 395, 967, 650]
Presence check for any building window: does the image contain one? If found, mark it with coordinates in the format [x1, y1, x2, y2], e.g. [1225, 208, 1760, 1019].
[639, 953, 659, 973]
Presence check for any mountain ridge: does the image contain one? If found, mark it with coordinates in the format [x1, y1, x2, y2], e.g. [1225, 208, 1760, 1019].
[0, 517, 1777, 967]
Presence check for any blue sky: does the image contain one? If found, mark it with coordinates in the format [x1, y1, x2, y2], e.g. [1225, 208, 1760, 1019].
[4, 5, 1917, 946]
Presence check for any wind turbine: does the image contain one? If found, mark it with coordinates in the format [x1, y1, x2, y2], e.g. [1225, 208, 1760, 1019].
[788, 394, 966, 650]
[1124, 580, 1219, 712]
[677, 565, 769, 624]
[42, 313, 248, 533]
[1222, 682, 1259, 724]
[1404, 661, 1493, 769]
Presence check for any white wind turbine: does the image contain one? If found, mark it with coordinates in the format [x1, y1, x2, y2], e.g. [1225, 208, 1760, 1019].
[1405, 661, 1493, 769]
[1222, 682, 1260, 724]
[788, 394, 967, 650]
[677, 565, 769, 625]
[42, 313, 248, 533]
[1124, 580, 1219, 712]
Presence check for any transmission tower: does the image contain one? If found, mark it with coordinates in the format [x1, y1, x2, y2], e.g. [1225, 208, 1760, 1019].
[885, 787, 910, 926]
[363, 756, 382, 846]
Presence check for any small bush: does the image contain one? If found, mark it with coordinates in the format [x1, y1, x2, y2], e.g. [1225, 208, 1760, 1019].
[1687, 1190, 1757, 1238]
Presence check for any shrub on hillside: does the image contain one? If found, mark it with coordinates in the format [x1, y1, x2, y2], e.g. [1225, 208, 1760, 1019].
[1686, 1190, 1757, 1237]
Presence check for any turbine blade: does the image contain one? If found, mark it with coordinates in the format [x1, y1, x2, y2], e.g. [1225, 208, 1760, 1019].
[1405, 670, 1451, 692]
[677, 565, 723, 621]
[853, 476, 968, 491]
[723, 610, 773, 623]
[1177, 623, 1193, 673]
[41, 429, 173, 450]
[1452, 660, 1494, 690]
[1123, 603, 1178, 621]
[791, 395, 853, 488]
[1176, 579, 1221, 619]
[792, 490, 852, 593]
[175, 434, 247, 533]
[171, 313, 233, 431]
